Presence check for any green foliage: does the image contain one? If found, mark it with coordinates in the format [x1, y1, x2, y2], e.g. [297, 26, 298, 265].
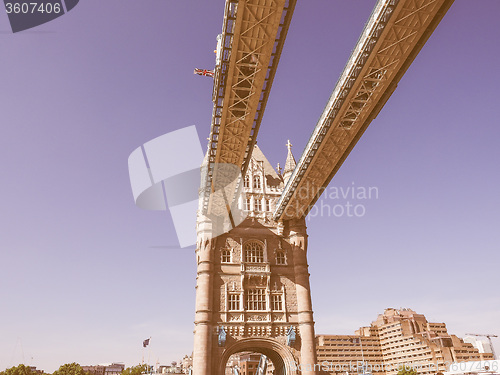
[397, 367, 418, 375]
[0, 364, 35, 375]
[120, 365, 148, 375]
[53, 363, 86, 375]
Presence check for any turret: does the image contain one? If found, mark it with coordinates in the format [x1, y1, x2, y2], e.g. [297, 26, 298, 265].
[283, 140, 296, 185]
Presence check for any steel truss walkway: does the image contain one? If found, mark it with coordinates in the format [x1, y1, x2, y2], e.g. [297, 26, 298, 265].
[274, 0, 454, 221]
[201, 0, 296, 214]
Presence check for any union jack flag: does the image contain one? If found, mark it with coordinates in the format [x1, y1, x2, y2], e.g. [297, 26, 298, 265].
[194, 68, 214, 77]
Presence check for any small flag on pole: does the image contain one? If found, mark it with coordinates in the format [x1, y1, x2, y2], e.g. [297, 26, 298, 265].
[194, 68, 214, 78]
[143, 338, 150, 347]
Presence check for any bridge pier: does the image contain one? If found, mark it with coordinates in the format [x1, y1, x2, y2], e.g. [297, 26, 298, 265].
[192, 148, 318, 375]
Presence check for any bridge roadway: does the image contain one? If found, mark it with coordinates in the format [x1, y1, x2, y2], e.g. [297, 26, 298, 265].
[201, 0, 296, 215]
[274, 0, 454, 221]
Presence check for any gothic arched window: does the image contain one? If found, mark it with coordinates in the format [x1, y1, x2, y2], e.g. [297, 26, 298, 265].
[245, 198, 251, 211]
[254, 198, 262, 212]
[244, 241, 264, 263]
[246, 288, 266, 311]
[228, 293, 240, 311]
[276, 250, 286, 265]
[253, 176, 261, 189]
[244, 175, 250, 188]
[221, 248, 231, 263]
[272, 294, 283, 310]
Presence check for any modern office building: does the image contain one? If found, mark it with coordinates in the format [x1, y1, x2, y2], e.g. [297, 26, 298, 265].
[463, 337, 494, 355]
[239, 353, 262, 375]
[316, 308, 494, 375]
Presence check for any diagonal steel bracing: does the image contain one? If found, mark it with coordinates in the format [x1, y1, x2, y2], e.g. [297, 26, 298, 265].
[201, 0, 296, 215]
[274, 0, 454, 221]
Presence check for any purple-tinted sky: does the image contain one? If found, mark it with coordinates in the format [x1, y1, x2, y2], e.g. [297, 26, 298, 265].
[1, 0, 499, 372]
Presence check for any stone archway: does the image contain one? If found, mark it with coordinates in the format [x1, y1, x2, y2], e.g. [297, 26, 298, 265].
[219, 337, 298, 375]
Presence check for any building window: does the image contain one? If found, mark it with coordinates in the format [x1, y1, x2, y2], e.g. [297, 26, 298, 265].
[272, 294, 282, 311]
[255, 199, 262, 212]
[253, 176, 261, 189]
[221, 249, 231, 263]
[276, 250, 286, 265]
[245, 198, 251, 211]
[245, 241, 264, 263]
[244, 175, 250, 188]
[246, 288, 266, 310]
[266, 199, 270, 211]
[228, 293, 240, 311]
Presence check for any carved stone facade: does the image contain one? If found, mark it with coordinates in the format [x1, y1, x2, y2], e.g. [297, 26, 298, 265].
[192, 145, 318, 375]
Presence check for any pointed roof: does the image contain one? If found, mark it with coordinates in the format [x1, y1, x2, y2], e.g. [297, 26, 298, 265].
[283, 140, 296, 181]
[249, 145, 283, 188]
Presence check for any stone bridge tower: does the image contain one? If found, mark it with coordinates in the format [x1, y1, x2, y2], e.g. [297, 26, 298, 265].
[193, 145, 318, 375]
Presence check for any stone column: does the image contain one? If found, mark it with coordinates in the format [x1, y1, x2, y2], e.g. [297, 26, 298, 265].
[288, 218, 318, 375]
[193, 215, 214, 375]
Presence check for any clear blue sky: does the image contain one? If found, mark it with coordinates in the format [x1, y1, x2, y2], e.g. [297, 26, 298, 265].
[1, 0, 499, 372]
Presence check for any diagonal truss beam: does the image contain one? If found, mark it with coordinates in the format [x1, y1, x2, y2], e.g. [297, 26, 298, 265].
[274, 0, 454, 221]
[201, 0, 296, 215]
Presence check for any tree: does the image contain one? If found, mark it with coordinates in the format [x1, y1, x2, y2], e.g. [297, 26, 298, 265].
[53, 363, 87, 375]
[0, 364, 35, 375]
[120, 365, 148, 375]
[397, 367, 418, 375]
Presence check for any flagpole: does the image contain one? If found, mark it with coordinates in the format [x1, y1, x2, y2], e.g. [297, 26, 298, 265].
[148, 337, 151, 374]
[142, 337, 151, 369]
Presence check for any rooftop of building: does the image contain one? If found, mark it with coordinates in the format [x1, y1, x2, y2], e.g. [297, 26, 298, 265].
[248, 144, 283, 189]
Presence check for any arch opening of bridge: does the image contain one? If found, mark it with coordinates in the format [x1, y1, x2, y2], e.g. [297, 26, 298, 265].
[219, 338, 298, 375]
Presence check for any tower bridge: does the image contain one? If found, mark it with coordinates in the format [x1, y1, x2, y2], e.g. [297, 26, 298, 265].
[193, 0, 455, 374]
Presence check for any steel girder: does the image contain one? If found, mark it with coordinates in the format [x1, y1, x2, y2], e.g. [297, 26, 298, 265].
[201, 0, 296, 215]
[274, 0, 454, 221]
